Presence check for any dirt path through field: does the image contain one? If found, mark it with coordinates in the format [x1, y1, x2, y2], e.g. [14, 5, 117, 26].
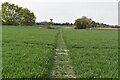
[50, 30, 76, 78]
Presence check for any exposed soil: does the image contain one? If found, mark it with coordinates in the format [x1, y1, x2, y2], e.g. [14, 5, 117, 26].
[33, 25, 57, 29]
[39, 26, 57, 29]
[96, 28, 120, 29]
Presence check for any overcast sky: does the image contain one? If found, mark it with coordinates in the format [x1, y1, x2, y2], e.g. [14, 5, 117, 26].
[1, 0, 119, 25]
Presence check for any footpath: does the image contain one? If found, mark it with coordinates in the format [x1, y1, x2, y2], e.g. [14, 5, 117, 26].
[50, 30, 76, 78]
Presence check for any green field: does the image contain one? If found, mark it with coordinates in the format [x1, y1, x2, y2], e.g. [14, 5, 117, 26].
[63, 29, 118, 78]
[2, 25, 118, 78]
[2, 26, 58, 78]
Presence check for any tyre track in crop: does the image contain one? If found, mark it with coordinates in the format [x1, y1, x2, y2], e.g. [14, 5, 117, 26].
[50, 30, 76, 78]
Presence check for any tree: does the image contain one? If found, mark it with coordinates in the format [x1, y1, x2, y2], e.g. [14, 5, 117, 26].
[74, 16, 96, 29]
[75, 19, 87, 29]
[50, 19, 53, 25]
[1, 2, 36, 25]
[19, 8, 36, 25]
[91, 21, 97, 28]
[2, 2, 16, 25]
[50, 19, 53, 22]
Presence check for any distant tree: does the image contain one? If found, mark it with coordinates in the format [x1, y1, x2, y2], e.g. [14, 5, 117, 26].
[50, 19, 53, 25]
[36, 21, 51, 25]
[75, 19, 87, 29]
[74, 16, 97, 29]
[1, 2, 36, 25]
[91, 21, 97, 28]
[74, 16, 92, 29]
[36, 21, 73, 26]
[65, 22, 69, 26]
[50, 19, 53, 22]
[111, 25, 120, 28]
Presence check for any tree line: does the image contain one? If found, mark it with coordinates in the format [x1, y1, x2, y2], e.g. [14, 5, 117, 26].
[36, 21, 73, 26]
[1, 2, 36, 25]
